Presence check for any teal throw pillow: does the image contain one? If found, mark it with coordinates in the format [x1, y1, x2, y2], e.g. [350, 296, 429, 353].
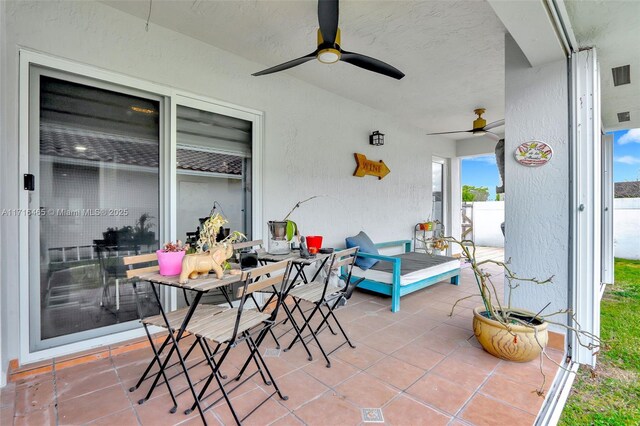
[345, 231, 379, 270]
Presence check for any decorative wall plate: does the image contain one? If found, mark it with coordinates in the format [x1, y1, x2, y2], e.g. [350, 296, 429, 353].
[514, 141, 553, 167]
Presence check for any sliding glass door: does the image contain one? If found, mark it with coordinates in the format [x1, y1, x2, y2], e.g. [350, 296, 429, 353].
[174, 101, 254, 304]
[175, 105, 253, 244]
[28, 68, 161, 351]
[21, 55, 263, 359]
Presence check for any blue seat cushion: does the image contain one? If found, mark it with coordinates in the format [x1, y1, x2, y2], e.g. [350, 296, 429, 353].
[345, 231, 379, 270]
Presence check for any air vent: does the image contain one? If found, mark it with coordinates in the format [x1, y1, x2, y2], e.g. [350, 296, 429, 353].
[617, 111, 630, 122]
[612, 65, 630, 86]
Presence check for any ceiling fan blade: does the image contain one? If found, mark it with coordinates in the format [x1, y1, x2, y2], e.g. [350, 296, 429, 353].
[340, 51, 405, 80]
[484, 131, 501, 141]
[318, 0, 339, 45]
[484, 119, 505, 131]
[252, 52, 317, 76]
[427, 130, 473, 136]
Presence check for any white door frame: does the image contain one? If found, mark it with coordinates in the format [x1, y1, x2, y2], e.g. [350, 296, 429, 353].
[18, 50, 172, 363]
[569, 47, 601, 367]
[432, 156, 448, 234]
[601, 133, 614, 292]
[18, 50, 264, 364]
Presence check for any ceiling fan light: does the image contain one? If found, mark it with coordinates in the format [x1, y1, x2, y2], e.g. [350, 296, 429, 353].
[317, 48, 341, 64]
[472, 130, 486, 136]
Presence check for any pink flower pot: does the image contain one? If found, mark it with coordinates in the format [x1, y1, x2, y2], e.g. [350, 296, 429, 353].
[156, 250, 185, 276]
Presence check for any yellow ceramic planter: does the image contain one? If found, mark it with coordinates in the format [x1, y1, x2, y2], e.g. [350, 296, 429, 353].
[472, 307, 548, 362]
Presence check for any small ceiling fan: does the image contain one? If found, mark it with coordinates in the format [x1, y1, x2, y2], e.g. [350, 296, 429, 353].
[427, 109, 504, 140]
[252, 0, 405, 80]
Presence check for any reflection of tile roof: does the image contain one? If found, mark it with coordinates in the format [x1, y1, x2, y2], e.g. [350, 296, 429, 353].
[41, 123, 159, 167]
[177, 149, 242, 174]
[40, 123, 242, 175]
[615, 181, 640, 198]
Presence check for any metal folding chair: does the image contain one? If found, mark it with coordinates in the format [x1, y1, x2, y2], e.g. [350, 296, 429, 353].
[123, 253, 228, 416]
[184, 259, 292, 425]
[284, 247, 360, 367]
[232, 239, 294, 349]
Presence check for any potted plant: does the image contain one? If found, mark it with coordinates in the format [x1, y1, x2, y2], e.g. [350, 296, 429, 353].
[418, 219, 436, 231]
[196, 212, 245, 254]
[156, 240, 189, 276]
[424, 234, 600, 395]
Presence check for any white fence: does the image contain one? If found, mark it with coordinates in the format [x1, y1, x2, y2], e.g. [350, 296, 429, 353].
[469, 199, 640, 259]
[614, 198, 640, 260]
[471, 202, 505, 248]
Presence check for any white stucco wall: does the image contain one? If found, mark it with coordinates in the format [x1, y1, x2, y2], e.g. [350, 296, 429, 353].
[472, 201, 505, 247]
[504, 35, 569, 327]
[0, 0, 455, 374]
[456, 135, 499, 158]
[613, 198, 640, 260]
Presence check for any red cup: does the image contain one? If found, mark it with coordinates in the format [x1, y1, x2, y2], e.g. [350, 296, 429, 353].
[306, 235, 323, 250]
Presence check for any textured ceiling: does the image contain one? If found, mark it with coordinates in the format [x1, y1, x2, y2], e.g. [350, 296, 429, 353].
[103, 0, 506, 136]
[566, 0, 640, 131]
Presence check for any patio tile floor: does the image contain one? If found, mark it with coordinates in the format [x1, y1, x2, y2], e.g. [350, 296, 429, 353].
[1, 260, 563, 425]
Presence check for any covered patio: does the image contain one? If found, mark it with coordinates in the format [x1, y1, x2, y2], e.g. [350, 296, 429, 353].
[1, 0, 633, 424]
[1, 255, 565, 426]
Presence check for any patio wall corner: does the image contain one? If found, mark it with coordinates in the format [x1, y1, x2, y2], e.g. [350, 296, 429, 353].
[504, 34, 570, 328]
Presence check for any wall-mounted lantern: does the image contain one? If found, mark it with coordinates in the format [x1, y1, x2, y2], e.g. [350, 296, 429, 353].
[369, 131, 385, 146]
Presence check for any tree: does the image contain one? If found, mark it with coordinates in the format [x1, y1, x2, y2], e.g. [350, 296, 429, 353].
[462, 185, 489, 202]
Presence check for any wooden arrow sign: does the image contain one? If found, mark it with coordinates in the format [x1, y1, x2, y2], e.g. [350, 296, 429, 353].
[353, 153, 391, 180]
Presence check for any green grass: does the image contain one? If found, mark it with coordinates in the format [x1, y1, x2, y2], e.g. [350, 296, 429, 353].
[560, 258, 640, 426]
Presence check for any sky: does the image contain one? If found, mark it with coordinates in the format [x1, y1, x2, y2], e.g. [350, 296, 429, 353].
[610, 129, 640, 182]
[461, 155, 500, 200]
[461, 128, 640, 200]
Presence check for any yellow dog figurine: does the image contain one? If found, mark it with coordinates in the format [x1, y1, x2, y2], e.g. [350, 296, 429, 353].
[179, 244, 234, 284]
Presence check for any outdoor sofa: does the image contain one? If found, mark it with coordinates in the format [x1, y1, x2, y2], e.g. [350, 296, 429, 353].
[344, 236, 461, 312]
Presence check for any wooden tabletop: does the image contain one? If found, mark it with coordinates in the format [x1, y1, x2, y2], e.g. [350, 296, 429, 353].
[258, 250, 332, 266]
[137, 271, 242, 292]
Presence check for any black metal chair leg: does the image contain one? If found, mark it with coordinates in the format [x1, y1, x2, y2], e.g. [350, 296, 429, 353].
[281, 303, 314, 361]
[192, 342, 240, 425]
[313, 305, 338, 336]
[247, 335, 288, 400]
[233, 325, 272, 380]
[268, 327, 281, 349]
[203, 340, 227, 380]
[286, 302, 332, 367]
[185, 337, 230, 415]
[242, 338, 271, 386]
[327, 304, 356, 349]
[129, 331, 172, 392]
[305, 313, 332, 368]
[139, 334, 179, 412]
[285, 301, 320, 351]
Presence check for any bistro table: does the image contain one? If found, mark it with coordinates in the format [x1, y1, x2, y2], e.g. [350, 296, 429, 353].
[128, 268, 241, 424]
